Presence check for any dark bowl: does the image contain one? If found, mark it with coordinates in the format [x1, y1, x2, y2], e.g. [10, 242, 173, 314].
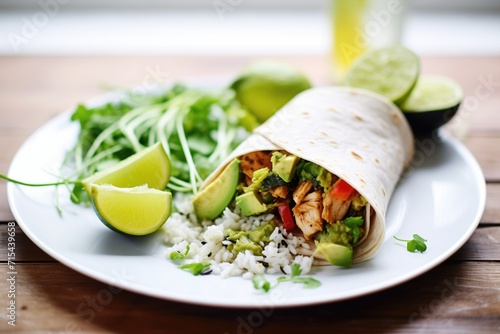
[402, 103, 460, 135]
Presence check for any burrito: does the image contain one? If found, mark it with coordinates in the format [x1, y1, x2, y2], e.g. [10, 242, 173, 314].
[194, 86, 414, 267]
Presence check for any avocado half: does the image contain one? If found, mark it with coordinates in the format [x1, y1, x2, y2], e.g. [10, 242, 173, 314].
[192, 159, 240, 220]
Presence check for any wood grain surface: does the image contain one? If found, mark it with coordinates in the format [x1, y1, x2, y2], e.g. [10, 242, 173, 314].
[1, 55, 499, 333]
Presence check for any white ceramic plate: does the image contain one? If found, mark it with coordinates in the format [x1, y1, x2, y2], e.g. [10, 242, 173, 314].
[7, 105, 486, 308]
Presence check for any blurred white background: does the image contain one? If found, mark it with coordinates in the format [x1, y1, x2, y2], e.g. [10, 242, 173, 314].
[0, 0, 499, 55]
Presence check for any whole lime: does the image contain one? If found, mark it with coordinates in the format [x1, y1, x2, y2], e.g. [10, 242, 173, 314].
[231, 61, 312, 122]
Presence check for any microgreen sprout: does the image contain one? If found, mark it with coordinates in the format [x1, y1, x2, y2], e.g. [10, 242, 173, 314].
[1, 85, 253, 210]
[0, 174, 81, 188]
[393, 234, 428, 253]
[0, 174, 83, 215]
[251, 263, 321, 293]
[179, 262, 211, 276]
[252, 275, 273, 293]
[277, 264, 321, 289]
[169, 245, 190, 260]
[64, 85, 251, 201]
[291, 263, 302, 277]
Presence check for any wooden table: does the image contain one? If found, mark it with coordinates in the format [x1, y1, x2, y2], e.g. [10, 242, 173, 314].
[1, 55, 499, 333]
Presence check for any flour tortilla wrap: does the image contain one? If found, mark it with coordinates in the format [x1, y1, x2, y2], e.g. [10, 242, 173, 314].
[203, 86, 414, 263]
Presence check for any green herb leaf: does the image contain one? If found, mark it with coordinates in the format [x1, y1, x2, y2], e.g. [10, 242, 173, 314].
[276, 276, 289, 283]
[413, 234, 427, 252]
[64, 85, 251, 201]
[255, 264, 321, 292]
[276, 276, 321, 289]
[252, 275, 272, 292]
[344, 216, 364, 245]
[169, 245, 190, 260]
[170, 252, 184, 260]
[291, 277, 321, 289]
[260, 173, 287, 191]
[296, 161, 322, 187]
[407, 240, 416, 252]
[394, 234, 428, 253]
[291, 263, 302, 277]
[179, 262, 210, 275]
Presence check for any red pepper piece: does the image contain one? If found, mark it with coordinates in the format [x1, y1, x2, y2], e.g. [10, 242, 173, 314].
[330, 179, 357, 201]
[277, 204, 295, 231]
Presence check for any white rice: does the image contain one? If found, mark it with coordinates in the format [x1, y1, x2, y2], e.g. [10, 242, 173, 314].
[163, 193, 314, 278]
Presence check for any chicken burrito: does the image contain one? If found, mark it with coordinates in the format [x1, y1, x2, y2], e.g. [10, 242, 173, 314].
[193, 86, 414, 267]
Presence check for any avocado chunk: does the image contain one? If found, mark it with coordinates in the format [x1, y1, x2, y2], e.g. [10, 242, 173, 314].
[233, 239, 264, 255]
[225, 222, 275, 255]
[315, 242, 353, 268]
[244, 167, 270, 193]
[236, 191, 268, 216]
[192, 159, 240, 220]
[271, 152, 300, 182]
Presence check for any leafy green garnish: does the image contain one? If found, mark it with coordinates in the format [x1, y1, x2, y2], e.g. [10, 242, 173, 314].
[277, 276, 322, 289]
[277, 264, 321, 289]
[252, 275, 273, 292]
[251, 263, 321, 292]
[296, 161, 322, 184]
[291, 263, 302, 277]
[63, 84, 252, 204]
[179, 262, 211, 275]
[260, 172, 287, 191]
[393, 234, 428, 253]
[344, 216, 364, 245]
[295, 161, 332, 189]
[0, 173, 83, 214]
[169, 245, 190, 260]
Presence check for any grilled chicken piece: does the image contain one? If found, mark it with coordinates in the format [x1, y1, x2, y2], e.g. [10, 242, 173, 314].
[269, 185, 290, 199]
[292, 180, 313, 204]
[293, 190, 323, 240]
[322, 195, 351, 224]
[240, 151, 273, 185]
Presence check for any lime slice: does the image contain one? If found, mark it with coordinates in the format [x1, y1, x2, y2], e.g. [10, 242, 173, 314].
[343, 45, 420, 105]
[82, 142, 170, 195]
[400, 75, 463, 112]
[231, 61, 312, 122]
[91, 184, 172, 236]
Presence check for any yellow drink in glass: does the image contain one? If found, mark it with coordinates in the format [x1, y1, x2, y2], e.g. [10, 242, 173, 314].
[332, 0, 369, 81]
[331, 0, 408, 82]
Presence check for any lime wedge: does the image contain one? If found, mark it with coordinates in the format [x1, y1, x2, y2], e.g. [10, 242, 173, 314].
[400, 75, 463, 112]
[343, 45, 420, 105]
[82, 142, 170, 195]
[91, 184, 172, 236]
[231, 61, 312, 122]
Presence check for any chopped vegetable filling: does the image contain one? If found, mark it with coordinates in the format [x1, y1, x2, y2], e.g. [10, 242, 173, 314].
[234, 151, 368, 260]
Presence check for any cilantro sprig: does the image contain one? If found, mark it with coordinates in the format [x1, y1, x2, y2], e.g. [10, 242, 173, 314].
[344, 216, 364, 245]
[251, 263, 321, 292]
[393, 234, 428, 253]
